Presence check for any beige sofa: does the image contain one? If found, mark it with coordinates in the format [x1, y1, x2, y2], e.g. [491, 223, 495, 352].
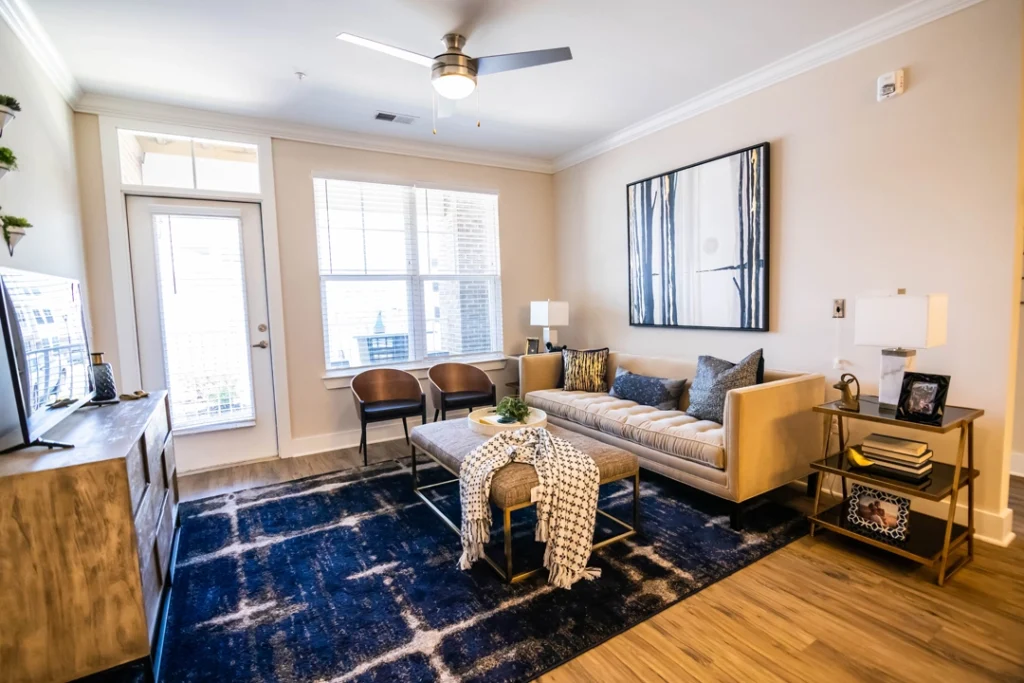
[520, 352, 825, 527]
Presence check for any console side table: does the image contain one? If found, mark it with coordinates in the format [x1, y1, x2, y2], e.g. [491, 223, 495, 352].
[809, 396, 982, 586]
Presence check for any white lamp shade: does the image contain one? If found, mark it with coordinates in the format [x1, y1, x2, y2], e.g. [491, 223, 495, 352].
[854, 294, 948, 349]
[531, 300, 569, 327]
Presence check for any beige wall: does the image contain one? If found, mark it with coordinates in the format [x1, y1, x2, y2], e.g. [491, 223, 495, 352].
[73, 114, 121, 385]
[0, 20, 86, 287]
[553, 0, 1023, 531]
[272, 139, 555, 445]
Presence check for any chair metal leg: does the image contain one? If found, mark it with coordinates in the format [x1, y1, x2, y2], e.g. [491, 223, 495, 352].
[433, 409, 439, 422]
[402, 417, 409, 444]
[361, 422, 367, 466]
[441, 406, 447, 421]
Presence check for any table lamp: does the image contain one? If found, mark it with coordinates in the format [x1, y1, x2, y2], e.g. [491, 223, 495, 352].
[530, 300, 569, 349]
[854, 291, 948, 409]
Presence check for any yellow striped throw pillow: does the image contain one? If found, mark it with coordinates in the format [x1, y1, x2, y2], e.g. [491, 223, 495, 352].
[562, 348, 609, 393]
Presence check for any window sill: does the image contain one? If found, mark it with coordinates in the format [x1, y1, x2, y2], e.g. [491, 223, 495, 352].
[322, 353, 510, 390]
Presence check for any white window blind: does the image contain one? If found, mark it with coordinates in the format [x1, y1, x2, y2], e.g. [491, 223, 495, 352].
[313, 178, 502, 370]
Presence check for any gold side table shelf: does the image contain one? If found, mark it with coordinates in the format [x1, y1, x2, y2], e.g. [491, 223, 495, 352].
[809, 397, 983, 586]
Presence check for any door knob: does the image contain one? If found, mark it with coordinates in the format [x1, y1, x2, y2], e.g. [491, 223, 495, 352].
[252, 340, 268, 349]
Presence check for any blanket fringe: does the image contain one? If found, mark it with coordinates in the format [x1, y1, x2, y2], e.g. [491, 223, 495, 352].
[457, 519, 493, 570]
[547, 564, 602, 589]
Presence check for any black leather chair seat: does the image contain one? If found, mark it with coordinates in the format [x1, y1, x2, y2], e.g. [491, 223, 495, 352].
[443, 390, 494, 409]
[363, 399, 424, 420]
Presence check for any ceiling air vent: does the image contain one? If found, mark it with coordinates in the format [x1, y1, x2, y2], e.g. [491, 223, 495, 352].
[374, 111, 418, 125]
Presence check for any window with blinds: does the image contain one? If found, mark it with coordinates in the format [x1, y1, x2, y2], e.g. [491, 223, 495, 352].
[313, 178, 502, 370]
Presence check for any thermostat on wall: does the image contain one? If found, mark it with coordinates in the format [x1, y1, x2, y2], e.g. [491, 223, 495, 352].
[877, 69, 905, 101]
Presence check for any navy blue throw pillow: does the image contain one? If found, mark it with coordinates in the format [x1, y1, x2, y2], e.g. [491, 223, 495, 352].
[609, 368, 686, 411]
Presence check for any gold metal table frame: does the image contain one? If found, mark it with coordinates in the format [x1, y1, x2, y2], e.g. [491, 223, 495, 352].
[411, 445, 640, 583]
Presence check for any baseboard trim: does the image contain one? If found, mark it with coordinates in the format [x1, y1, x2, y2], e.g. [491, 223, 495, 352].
[821, 480, 1015, 547]
[1011, 450, 1024, 478]
[284, 410, 481, 459]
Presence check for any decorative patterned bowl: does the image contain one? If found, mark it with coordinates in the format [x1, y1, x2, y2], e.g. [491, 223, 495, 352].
[468, 407, 547, 436]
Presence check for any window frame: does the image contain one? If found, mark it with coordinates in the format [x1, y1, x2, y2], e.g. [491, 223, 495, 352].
[312, 176, 504, 376]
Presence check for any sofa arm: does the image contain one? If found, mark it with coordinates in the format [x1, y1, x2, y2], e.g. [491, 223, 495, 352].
[723, 373, 825, 502]
[519, 353, 562, 397]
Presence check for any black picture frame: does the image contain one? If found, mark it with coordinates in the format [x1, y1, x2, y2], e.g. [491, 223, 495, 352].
[896, 372, 950, 426]
[847, 483, 910, 541]
[524, 337, 540, 355]
[626, 142, 770, 332]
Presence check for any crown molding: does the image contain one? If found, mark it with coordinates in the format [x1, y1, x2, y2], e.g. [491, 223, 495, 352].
[553, 0, 988, 172]
[0, 0, 81, 105]
[75, 94, 556, 174]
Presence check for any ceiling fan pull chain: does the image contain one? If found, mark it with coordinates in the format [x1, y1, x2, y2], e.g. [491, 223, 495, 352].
[476, 86, 481, 128]
[432, 90, 437, 135]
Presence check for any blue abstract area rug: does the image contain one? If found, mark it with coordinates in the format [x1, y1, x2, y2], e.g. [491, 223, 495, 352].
[160, 460, 805, 683]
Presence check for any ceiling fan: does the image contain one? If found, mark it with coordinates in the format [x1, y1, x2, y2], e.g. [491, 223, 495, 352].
[337, 32, 572, 103]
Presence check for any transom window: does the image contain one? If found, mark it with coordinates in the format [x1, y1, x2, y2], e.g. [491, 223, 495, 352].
[118, 129, 260, 193]
[313, 178, 502, 371]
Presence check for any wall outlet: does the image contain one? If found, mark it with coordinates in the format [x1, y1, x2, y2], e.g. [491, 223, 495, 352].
[832, 299, 846, 318]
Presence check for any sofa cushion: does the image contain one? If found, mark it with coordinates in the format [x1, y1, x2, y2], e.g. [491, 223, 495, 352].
[562, 347, 609, 392]
[527, 389, 725, 469]
[609, 367, 686, 410]
[687, 349, 762, 423]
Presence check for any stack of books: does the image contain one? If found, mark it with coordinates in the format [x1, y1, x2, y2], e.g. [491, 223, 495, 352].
[861, 433, 933, 481]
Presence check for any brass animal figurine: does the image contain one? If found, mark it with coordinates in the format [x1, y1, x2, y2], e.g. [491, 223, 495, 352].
[834, 373, 861, 412]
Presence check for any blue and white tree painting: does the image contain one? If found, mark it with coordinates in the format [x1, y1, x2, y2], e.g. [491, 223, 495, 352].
[627, 143, 768, 331]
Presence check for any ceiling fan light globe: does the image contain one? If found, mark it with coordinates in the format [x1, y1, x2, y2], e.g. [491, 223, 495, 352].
[432, 73, 476, 100]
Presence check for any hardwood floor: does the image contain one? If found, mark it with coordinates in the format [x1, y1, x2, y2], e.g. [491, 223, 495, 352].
[178, 439, 410, 502]
[179, 451, 1024, 682]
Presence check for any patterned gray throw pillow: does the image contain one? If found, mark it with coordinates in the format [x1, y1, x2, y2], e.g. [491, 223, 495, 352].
[609, 367, 686, 411]
[686, 349, 764, 424]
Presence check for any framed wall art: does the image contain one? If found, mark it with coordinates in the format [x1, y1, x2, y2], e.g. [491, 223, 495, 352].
[627, 142, 769, 331]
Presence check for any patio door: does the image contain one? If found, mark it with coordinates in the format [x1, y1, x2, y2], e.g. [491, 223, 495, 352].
[127, 196, 277, 471]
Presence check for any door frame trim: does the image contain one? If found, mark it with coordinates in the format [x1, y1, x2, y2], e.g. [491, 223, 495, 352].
[97, 115, 294, 457]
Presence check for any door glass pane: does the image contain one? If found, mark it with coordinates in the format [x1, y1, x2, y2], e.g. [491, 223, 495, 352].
[152, 213, 255, 430]
[321, 280, 410, 369]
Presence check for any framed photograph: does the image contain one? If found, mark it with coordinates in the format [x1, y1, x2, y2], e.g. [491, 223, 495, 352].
[848, 483, 910, 541]
[896, 372, 950, 425]
[626, 142, 769, 331]
[524, 337, 540, 355]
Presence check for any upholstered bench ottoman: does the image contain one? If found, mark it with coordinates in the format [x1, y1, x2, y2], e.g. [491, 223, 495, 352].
[409, 420, 639, 583]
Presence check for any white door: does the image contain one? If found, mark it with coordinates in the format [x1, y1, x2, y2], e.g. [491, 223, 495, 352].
[127, 196, 277, 471]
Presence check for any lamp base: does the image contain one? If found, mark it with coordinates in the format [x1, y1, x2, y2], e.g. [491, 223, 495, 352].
[879, 348, 916, 409]
[542, 327, 558, 348]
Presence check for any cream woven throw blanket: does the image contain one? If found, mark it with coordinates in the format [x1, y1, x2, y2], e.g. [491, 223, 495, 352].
[458, 427, 601, 589]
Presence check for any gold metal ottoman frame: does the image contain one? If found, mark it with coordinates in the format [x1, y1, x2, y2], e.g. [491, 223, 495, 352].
[410, 444, 640, 584]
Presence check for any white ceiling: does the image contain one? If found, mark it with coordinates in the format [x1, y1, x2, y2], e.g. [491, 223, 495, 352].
[27, 0, 913, 163]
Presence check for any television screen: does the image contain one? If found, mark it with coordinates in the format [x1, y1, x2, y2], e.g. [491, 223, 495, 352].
[0, 268, 93, 451]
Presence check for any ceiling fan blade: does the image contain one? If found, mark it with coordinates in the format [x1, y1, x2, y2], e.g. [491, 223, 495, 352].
[473, 47, 572, 76]
[437, 95, 457, 119]
[336, 33, 434, 68]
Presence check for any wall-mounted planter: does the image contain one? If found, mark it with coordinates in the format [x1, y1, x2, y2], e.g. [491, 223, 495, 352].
[3, 226, 26, 255]
[0, 166, 9, 181]
[0, 105, 15, 137]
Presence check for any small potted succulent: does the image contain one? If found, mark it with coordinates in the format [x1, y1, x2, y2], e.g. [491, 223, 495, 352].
[495, 396, 530, 424]
[0, 95, 19, 134]
[0, 147, 18, 180]
[0, 213, 32, 256]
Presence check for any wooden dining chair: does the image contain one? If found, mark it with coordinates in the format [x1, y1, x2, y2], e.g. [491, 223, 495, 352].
[351, 368, 427, 465]
[428, 362, 497, 422]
